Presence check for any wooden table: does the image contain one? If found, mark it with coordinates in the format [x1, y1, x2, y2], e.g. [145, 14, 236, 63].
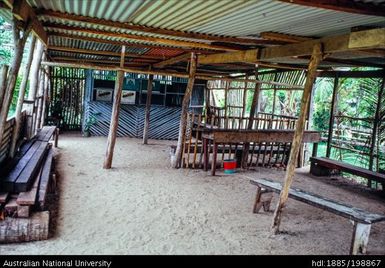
[202, 129, 322, 176]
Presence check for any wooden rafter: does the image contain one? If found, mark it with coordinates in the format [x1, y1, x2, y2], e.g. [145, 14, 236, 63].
[37, 9, 282, 46]
[279, 0, 385, 17]
[198, 49, 259, 64]
[50, 57, 152, 66]
[47, 32, 210, 54]
[44, 24, 240, 52]
[3, 0, 47, 45]
[48, 46, 165, 59]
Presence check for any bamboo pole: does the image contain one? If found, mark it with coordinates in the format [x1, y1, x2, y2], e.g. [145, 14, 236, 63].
[103, 45, 126, 169]
[326, 74, 339, 158]
[0, 19, 31, 147]
[271, 43, 323, 235]
[172, 52, 197, 168]
[143, 70, 154, 145]
[9, 35, 37, 158]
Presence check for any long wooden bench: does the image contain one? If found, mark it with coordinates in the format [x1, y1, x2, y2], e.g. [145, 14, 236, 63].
[310, 157, 385, 187]
[249, 178, 385, 255]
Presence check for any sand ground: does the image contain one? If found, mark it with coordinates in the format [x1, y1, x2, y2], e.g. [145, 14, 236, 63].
[1, 132, 385, 255]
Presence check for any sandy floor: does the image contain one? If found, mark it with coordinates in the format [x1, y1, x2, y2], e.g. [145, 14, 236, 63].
[1, 132, 385, 255]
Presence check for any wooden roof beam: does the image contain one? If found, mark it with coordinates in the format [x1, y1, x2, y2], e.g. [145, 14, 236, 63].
[260, 32, 313, 43]
[152, 53, 191, 69]
[48, 46, 165, 59]
[45, 24, 238, 52]
[37, 9, 282, 46]
[4, 0, 47, 45]
[198, 49, 259, 65]
[279, 0, 385, 17]
[261, 27, 385, 60]
[47, 32, 208, 54]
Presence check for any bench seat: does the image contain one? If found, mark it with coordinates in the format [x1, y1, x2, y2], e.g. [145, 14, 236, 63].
[249, 177, 385, 254]
[309, 157, 385, 185]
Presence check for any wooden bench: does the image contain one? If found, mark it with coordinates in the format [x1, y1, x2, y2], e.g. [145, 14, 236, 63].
[249, 178, 385, 255]
[310, 157, 385, 188]
[36, 126, 59, 147]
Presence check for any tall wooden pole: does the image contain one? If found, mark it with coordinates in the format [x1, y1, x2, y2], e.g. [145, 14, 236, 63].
[143, 69, 154, 145]
[10, 36, 37, 157]
[271, 43, 323, 235]
[326, 74, 339, 158]
[0, 65, 9, 108]
[0, 19, 30, 147]
[368, 78, 385, 173]
[40, 69, 50, 129]
[26, 40, 44, 138]
[242, 68, 262, 168]
[35, 70, 45, 131]
[172, 52, 197, 168]
[103, 45, 126, 169]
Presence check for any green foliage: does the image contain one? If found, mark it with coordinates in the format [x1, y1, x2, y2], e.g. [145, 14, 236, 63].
[0, 17, 13, 65]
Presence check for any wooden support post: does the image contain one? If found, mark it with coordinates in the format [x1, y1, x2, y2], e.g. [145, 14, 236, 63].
[368, 78, 384, 172]
[40, 69, 50, 129]
[103, 45, 126, 169]
[326, 74, 339, 158]
[350, 222, 371, 255]
[242, 69, 262, 168]
[10, 35, 36, 158]
[35, 69, 45, 131]
[0, 65, 9, 108]
[0, 18, 31, 146]
[172, 52, 197, 168]
[271, 43, 323, 235]
[143, 71, 154, 145]
[26, 40, 44, 138]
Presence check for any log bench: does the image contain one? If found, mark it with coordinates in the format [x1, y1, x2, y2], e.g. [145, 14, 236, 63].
[249, 178, 385, 255]
[310, 157, 385, 188]
[36, 126, 59, 147]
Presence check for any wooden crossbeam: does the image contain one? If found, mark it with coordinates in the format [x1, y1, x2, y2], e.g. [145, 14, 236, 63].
[260, 32, 313, 43]
[152, 53, 191, 69]
[279, 0, 385, 17]
[44, 24, 239, 52]
[4, 0, 47, 45]
[38, 9, 281, 46]
[198, 49, 259, 65]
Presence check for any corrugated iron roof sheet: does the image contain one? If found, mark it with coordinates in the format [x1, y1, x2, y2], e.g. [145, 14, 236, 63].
[28, 0, 385, 39]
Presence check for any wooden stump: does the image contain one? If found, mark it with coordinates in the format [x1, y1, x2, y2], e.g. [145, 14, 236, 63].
[0, 211, 49, 243]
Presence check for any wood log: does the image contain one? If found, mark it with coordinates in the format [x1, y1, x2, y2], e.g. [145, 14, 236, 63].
[9, 35, 37, 158]
[172, 53, 197, 168]
[326, 74, 339, 158]
[143, 71, 153, 145]
[271, 43, 323, 235]
[0, 211, 49, 243]
[103, 45, 125, 169]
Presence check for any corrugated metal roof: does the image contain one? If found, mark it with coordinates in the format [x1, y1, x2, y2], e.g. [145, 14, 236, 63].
[28, 0, 385, 39]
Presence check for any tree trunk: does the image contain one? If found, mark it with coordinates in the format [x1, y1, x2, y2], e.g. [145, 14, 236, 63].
[172, 53, 197, 168]
[10, 35, 37, 158]
[271, 43, 323, 235]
